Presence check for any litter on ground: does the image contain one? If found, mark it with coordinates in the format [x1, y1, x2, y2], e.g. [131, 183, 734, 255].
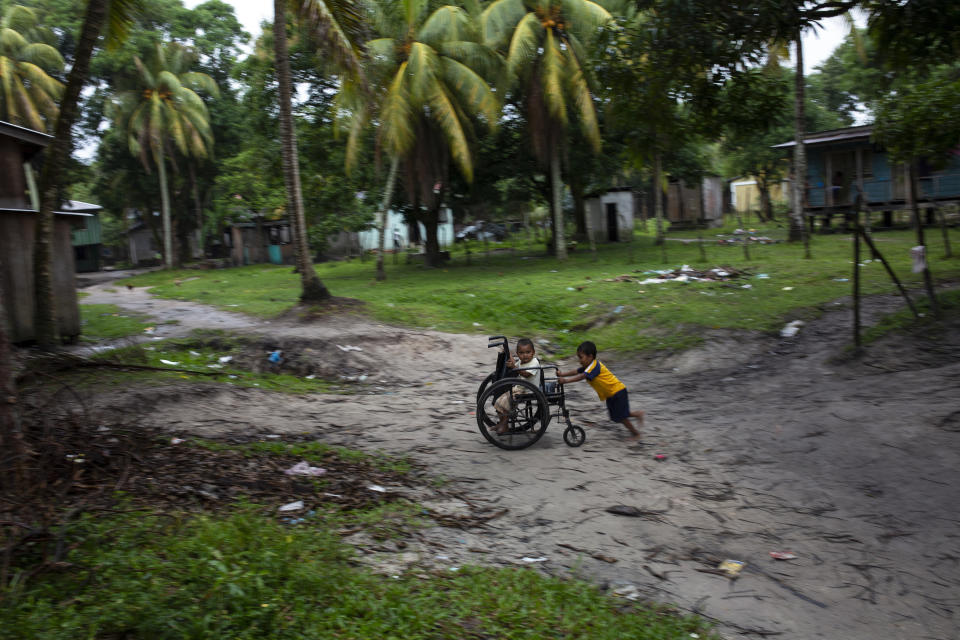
[626, 265, 752, 285]
[284, 461, 327, 476]
[781, 320, 805, 338]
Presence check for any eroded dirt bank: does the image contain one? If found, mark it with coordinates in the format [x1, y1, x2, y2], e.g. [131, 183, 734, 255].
[75, 280, 960, 639]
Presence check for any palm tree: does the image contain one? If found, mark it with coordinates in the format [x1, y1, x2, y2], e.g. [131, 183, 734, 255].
[109, 42, 219, 269]
[33, 0, 138, 348]
[481, 0, 616, 259]
[354, 0, 499, 270]
[0, 4, 64, 131]
[273, 0, 366, 303]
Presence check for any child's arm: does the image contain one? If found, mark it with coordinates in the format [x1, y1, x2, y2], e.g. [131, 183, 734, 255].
[557, 371, 586, 385]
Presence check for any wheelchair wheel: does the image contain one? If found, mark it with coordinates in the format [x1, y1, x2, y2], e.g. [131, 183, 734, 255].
[476, 373, 495, 408]
[477, 378, 549, 450]
[563, 425, 586, 447]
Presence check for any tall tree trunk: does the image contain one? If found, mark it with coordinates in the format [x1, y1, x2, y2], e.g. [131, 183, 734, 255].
[157, 149, 174, 269]
[653, 152, 665, 246]
[190, 163, 204, 259]
[33, 0, 109, 348]
[790, 28, 810, 257]
[757, 175, 772, 222]
[274, 0, 330, 303]
[424, 206, 442, 267]
[376, 157, 399, 281]
[550, 151, 566, 260]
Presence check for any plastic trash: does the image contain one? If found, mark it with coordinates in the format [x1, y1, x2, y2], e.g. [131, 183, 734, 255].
[911, 245, 926, 273]
[718, 559, 745, 576]
[170, 437, 185, 445]
[521, 557, 548, 563]
[654, 454, 667, 461]
[336, 344, 363, 352]
[284, 461, 326, 476]
[781, 286, 794, 291]
[367, 485, 387, 493]
[278, 500, 304, 512]
[268, 350, 283, 364]
[160, 359, 180, 365]
[780, 320, 805, 338]
[769, 551, 798, 560]
[613, 305, 624, 313]
[218, 355, 233, 363]
[612, 584, 641, 600]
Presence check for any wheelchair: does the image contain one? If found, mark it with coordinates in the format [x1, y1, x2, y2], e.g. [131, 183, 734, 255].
[475, 336, 586, 450]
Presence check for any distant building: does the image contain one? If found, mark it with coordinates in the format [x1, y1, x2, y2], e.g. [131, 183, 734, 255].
[729, 177, 790, 214]
[583, 188, 636, 242]
[66, 200, 104, 272]
[225, 219, 294, 266]
[665, 176, 725, 228]
[774, 125, 960, 228]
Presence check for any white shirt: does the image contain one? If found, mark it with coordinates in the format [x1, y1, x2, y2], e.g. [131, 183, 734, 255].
[515, 356, 542, 388]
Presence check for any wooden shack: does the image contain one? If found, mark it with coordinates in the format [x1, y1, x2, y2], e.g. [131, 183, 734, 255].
[774, 125, 960, 229]
[0, 121, 85, 343]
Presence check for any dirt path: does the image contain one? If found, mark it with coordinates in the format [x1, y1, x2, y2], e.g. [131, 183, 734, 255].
[80, 279, 960, 639]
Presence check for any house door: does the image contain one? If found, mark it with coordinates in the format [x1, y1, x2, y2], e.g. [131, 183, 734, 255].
[829, 150, 856, 205]
[606, 202, 619, 242]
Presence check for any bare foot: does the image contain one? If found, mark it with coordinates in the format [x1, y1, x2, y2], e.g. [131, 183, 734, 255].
[625, 432, 643, 443]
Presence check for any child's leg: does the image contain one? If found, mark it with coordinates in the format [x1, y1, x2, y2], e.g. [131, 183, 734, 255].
[493, 393, 510, 434]
[620, 418, 642, 439]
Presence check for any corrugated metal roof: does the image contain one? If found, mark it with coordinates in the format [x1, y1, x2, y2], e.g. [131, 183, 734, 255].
[0, 120, 52, 150]
[59, 200, 103, 212]
[0, 207, 93, 217]
[773, 125, 874, 149]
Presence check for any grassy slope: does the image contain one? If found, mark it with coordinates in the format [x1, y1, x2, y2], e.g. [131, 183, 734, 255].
[116, 221, 960, 354]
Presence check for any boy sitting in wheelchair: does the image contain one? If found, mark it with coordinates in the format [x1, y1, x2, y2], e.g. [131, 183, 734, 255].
[493, 338, 542, 434]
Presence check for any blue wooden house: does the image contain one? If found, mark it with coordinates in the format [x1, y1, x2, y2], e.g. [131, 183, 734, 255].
[774, 125, 960, 228]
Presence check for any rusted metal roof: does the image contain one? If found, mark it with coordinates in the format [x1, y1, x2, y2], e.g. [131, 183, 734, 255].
[0, 120, 53, 157]
[773, 125, 874, 149]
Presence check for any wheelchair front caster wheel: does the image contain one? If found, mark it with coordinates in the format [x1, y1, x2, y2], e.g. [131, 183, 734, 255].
[563, 425, 586, 447]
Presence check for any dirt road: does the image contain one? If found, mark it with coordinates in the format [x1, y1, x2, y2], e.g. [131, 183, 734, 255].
[80, 279, 960, 639]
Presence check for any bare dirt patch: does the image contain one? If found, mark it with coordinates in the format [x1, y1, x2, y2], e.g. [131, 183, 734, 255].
[42, 280, 960, 639]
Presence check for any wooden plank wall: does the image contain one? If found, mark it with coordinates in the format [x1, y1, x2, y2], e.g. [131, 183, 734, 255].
[0, 211, 80, 343]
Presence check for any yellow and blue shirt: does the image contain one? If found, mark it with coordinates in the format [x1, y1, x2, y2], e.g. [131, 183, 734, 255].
[578, 359, 625, 400]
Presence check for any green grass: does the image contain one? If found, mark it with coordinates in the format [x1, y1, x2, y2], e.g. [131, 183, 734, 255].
[119, 220, 960, 355]
[861, 287, 960, 345]
[0, 507, 717, 640]
[79, 303, 153, 341]
[85, 339, 340, 394]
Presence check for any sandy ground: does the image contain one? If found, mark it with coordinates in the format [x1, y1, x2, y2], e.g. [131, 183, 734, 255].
[77, 277, 960, 640]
